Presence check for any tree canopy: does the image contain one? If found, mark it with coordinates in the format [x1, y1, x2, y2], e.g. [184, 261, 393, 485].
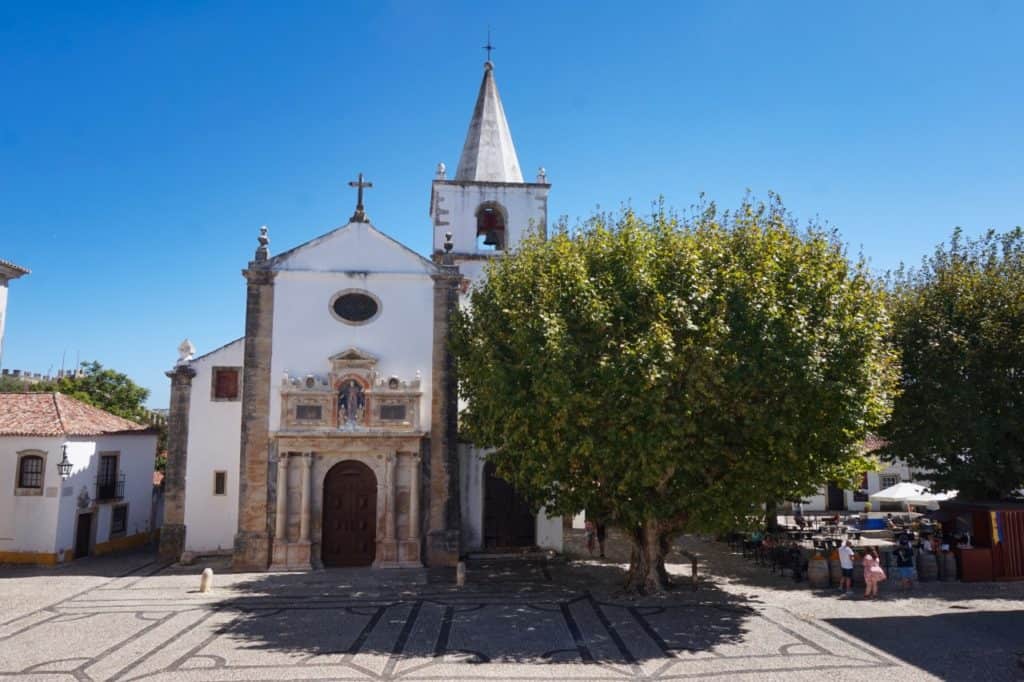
[884, 227, 1024, 500]
[452, 196, 899, 592]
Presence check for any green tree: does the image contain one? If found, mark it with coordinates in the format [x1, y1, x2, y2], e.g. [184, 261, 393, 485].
[53, 361, 151, 422]
[884, 227, 1024, 500]
[452, 196, 898, 593]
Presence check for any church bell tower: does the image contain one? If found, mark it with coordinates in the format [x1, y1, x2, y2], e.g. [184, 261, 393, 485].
[429, 59, 550, 284]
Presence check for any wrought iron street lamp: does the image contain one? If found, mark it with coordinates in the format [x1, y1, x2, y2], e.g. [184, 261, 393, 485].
[57, 444, 73, 479]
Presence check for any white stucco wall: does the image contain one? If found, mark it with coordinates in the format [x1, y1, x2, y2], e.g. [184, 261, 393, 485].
[2, 432, 156, 556]
[268, 225, 436, 433]
[0, 436, 63, 553]
[183, 339, 244, 554]
[0, 280, 9, 364]
[54, 433, 158, 555]
[458, 444, 486, 551]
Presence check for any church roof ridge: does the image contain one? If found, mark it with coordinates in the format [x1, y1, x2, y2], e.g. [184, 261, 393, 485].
[454, 61, 524, 183]
[266, 220, 438, 273]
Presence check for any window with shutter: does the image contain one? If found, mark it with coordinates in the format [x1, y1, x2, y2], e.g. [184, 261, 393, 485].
[212, 367, 241, 400]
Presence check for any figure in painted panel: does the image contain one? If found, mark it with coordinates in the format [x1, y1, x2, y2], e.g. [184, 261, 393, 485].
[338, 379, 365, 426]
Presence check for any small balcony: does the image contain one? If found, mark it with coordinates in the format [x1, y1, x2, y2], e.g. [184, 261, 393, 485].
[95, 473, 125, 502]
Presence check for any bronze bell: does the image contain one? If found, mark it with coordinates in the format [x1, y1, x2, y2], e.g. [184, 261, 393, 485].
[483, 230, 501, 247]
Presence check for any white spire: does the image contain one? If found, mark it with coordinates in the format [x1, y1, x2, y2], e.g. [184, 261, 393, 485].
[454, 62, 523, 183]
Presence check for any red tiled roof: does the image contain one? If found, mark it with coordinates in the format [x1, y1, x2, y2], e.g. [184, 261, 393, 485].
[0, 393, 151, 437]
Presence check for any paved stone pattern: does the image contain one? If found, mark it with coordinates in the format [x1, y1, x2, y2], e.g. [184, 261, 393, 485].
[1, 543, 1022, 681]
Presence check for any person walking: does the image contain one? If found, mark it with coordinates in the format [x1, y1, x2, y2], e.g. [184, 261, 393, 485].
[584, 520, 596, 556]
[862, 546, 886, 598]
[838, 539, 855, 596]
[596, 522, 607, 559]
[894, 538, 915, 590]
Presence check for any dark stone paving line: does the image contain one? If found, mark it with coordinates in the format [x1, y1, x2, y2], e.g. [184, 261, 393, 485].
[381, 600, 422, 679]
[433, 605, 454, 658]
[110, 609, 216, 682]
[559, 601, 594, 663]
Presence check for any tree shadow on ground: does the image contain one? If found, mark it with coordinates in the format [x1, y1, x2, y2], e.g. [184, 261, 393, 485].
[211, 556, 758, 667]
[826, 611, 1024, 681]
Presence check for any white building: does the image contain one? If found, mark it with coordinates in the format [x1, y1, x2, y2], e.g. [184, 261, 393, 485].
[0, 258, 29, 367]
[163, 59, 561, 571]
[0, 393, 158, 564]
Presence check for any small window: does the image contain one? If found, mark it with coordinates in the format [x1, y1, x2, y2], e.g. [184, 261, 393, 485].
[111, 505, 128, 536]
[296, 404, 323, 421]
[213, 471, 227, 496]
[380, 404, 407, 421]
[18, 455, 43, 489]
[212, 367, 241, 400]
[880, 474, 901, 489]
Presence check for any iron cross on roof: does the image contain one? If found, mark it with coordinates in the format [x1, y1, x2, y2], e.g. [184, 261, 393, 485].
[348, 172, 373, 223]
[483, 28, 495, 63]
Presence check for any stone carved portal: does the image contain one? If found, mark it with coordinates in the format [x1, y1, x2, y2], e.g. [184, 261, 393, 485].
[321, 460, 377, 567]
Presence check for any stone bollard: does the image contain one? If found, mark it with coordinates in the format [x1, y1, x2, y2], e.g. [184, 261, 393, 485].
[199, 568, 214, 593]
[456, 561, 466, 587]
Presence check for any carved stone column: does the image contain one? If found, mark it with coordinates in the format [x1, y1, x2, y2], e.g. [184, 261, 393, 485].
[233, 257, 276, 571]
[275, 454, 289, 540]
[385, 453, 396, 541]
[299, 453, 312, 543]
[269, 453, 289, 569]
[409, 454, 420, 540]
[159, 363, 196, 562]
[427, 252, 462, 567]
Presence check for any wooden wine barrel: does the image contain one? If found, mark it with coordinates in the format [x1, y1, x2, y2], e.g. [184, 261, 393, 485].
[941, 552, 957, 581]
[917, 550, 938, 582]
[808, 555, 830, 588]
[828, 557, 842, 586]
[852, 559, 865, 586]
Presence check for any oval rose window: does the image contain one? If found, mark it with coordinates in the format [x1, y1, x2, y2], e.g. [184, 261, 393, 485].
[331, 291, 380, 324]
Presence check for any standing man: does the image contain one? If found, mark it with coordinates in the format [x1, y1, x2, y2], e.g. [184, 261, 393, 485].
[838, 539, 855, 596]
[894, 538, 915, 590]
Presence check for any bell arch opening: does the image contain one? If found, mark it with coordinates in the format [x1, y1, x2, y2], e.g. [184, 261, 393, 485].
[475, 202, 507, 251]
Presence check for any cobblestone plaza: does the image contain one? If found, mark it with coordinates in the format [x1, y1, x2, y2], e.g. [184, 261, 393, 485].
[1, 538, 1021, 681]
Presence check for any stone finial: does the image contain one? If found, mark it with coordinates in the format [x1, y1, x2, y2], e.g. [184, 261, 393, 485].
[177, 339, 195, 366]
[537, 167, 547, 183]
[255, 225, 270, 262]
[436, 162, 447, 180]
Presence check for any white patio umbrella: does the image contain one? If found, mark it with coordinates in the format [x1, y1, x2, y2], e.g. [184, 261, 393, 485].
[870, 482, 957, 509]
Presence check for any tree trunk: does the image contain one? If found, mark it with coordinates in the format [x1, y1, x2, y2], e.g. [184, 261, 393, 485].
[624, 518, 672, 594]
[765, 499, 779, 533]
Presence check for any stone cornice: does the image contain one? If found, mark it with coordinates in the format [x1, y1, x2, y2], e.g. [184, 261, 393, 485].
[165, 365, 197, 381]
[242, 265, 277, 285]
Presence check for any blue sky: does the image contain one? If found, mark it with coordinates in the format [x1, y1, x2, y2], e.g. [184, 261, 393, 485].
[2, 1, 1022, 408]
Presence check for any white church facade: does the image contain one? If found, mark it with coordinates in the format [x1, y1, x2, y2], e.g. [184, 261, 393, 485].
[161, 61, 562, 570]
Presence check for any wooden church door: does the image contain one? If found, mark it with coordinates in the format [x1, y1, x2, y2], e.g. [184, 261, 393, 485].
[321, 461, 377, 567]
[483, 461, 536, 549]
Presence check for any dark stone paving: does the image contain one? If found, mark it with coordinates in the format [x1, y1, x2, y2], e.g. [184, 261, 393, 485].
[0, 547, 1020, 681]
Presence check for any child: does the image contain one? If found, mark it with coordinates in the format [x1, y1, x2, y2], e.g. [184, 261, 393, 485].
[862, 546, 886, 599]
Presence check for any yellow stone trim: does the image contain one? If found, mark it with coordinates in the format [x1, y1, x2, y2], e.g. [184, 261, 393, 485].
[94, 531, 152, 556]
[0, 551, 59, 566]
